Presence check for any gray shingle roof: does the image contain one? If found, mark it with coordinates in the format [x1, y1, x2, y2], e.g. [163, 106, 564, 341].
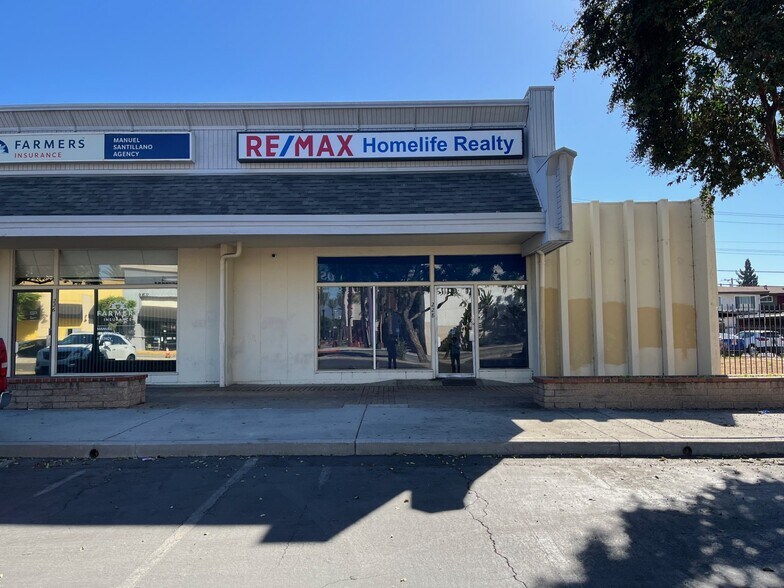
[0, 171, 540, 216]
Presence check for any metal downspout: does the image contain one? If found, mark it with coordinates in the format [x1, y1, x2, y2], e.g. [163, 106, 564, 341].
[219, 242, 243, 388]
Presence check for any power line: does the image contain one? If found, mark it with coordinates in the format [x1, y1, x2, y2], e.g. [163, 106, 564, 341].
[715, 220, 784, 226]
[718, 269, 784, 273]
[716, 212, 784, 218]
[717, 250, 784, 255]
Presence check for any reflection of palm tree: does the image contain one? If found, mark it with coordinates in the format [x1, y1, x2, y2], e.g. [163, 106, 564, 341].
[396, 289, 428, 362]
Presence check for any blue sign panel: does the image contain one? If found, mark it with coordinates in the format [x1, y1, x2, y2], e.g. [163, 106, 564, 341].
[104, 133, 191, 161]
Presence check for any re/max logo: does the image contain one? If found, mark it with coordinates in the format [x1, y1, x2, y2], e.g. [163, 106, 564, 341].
[243, 134, 353, 158]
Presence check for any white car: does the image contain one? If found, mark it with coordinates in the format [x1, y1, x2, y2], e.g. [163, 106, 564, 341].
[35, 332, 136, 374]
[737, 330, 784, 354]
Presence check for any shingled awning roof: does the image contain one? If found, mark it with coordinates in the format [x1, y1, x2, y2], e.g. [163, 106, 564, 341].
[0, 171, 539, 216]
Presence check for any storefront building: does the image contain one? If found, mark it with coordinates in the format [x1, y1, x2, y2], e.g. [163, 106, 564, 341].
[0, 87, 719, 386]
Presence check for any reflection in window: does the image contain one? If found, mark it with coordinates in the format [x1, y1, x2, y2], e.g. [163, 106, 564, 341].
[28, 288, 177, 375]
[434, 254, 526, 282]
[318, 256, 429, 283]
[318, 287, 373, 370]
[376, 287, 431, 370]
[59, 250, 178, 285]
[12, 291, 52, 375]
[478, 285, 528, 368]
[14, 250, 54, 285]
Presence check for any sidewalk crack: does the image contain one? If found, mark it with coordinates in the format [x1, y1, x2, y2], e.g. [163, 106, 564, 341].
[102, 408, 180, 441]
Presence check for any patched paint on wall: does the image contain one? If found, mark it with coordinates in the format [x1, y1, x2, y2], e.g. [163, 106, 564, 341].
[545, 200, 717, 377]
[637, 307, 662, 348]
[603, 301, 627, 366]
[673, 303, 697, 353]
[568, 298, 593, 374]
[544, 287, 562, 376]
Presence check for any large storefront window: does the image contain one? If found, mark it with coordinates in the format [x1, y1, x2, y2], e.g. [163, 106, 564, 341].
[478, 285, 528, 368]
[316, 255, 528, 374]
[11, 250, 177, 376]
[318, 287, 373, 370]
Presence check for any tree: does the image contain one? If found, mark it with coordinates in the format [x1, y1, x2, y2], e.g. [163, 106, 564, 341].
[736, 258, 759, 286]
[97, 296, 137, 332]
[555, 0, 784, 213]
[15, 292, 42, 321]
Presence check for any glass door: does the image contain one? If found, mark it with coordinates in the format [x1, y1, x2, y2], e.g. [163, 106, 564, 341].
[435, 286, 475, 377]
[12, 290, 53, 376]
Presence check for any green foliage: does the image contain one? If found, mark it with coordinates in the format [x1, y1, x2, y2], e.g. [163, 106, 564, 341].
[736, 258, 759, 286]
[556, 0, 784, 211]
[97, 296, 137, 316]
[15, 292, 42, 321]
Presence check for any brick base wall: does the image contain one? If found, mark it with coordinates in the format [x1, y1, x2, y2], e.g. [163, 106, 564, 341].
[6, 375, 147, 409]
[534, 376, 784, 409]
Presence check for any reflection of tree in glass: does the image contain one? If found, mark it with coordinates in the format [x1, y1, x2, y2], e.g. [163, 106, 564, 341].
[16, 292, 43, 321]
[380, 287, 435, 362]
[478, 286, 526, 344]
[97, 296, 137, 332]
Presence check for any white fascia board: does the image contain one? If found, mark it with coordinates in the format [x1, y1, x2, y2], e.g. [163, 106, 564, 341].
[0, 212, 545, 238]
[0, 99, 527, 112]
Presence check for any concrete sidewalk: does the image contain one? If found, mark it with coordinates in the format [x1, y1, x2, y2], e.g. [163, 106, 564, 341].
[1, 382, 783, 458]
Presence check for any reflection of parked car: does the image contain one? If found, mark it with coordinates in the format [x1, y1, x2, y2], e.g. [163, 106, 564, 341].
[719, 334, 745, 356]
[737, 330, 784, 354]
[15, 338, 47, 358]
[35, 332, 136, 375]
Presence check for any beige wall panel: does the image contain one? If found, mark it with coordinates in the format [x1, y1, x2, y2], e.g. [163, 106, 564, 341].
[544, 287, 562, 376]
[178, 248, 220, 385]
[229, 249, 263, 383]
[603, 301, 627, 373]
[599, 204, 628, 374]
[669, 203, 698, 374]
[0, 250, 11, 346]
[284, 248, 317, 382]
[568, 298, 594, 375]
[633, 203, 663, 373]
[564, 205, 594, 374]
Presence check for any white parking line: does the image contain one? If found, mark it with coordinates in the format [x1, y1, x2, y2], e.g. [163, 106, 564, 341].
[33, 470, 86, 498]
[117, 457, 258, 588]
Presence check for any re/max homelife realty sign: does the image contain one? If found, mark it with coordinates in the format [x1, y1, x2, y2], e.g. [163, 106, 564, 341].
[237, 129, 524, 161]
[0, 133, 192, 163]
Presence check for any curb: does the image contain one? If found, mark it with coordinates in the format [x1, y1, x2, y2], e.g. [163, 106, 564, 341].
[2, 438, 784, 459]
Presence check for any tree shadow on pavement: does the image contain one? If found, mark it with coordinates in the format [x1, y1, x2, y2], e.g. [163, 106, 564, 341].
[0, 455, 502, 545]
[545, 474, 784, 587]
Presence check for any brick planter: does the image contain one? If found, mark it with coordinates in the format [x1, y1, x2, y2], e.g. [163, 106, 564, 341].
[533, 376, 784, 410]
[6, 375, 147, 409]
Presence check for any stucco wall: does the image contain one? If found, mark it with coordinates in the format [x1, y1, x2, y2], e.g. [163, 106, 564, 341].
[541, 199, 719, 376]
[177, 248, 221, 384]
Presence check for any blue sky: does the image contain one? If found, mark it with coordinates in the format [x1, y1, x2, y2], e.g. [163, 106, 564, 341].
[2, 0, 781, 285]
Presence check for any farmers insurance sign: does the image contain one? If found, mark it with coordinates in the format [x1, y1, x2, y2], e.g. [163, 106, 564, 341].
[238, 129, 524, 161]
[0, 133, 191, 163]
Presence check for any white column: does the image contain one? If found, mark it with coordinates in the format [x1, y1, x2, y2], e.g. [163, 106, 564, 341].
[558, 246, 571, 376]
[657, 200, 675, 375]
[690, 199, 721, 374]
[590, 202, 605, 375]
[623, 201, 640, 375]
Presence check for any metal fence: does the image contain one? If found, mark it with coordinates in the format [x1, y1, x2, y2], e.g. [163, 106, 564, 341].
[719, 304, 784, 375]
